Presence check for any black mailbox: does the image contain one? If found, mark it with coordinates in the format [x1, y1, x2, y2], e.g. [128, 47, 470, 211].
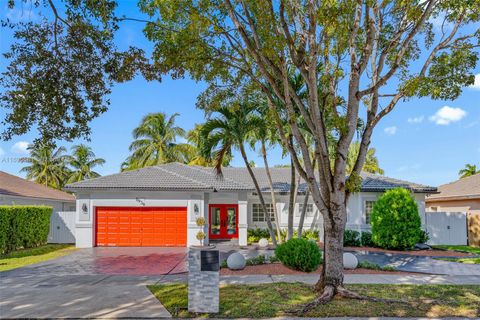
[200, 250, 219, 271]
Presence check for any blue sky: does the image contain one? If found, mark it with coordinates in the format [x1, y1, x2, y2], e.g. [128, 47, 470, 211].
[0, 2, 479, 187]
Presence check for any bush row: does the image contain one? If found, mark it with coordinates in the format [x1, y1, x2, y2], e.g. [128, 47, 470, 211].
[344, 230, 374, 247]
[247, 228, 320, 244]
[0, 206, 52, 254]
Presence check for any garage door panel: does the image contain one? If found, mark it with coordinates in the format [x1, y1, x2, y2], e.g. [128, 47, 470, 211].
[96, 207, 187, 247]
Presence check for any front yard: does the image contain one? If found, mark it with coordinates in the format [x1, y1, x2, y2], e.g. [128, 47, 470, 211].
[433, 245, 480, 255]
[0, 244, 76, 272]
[148, 283, 480, 318]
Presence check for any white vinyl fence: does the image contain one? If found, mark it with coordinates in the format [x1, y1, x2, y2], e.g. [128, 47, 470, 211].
[48, 211, 76, 244]
[425, 211, 467, 245]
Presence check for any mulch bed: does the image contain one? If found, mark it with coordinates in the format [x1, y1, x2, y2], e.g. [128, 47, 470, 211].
[220, 263, 416, 276]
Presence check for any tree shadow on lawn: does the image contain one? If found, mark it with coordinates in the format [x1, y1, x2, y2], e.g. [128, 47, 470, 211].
[148, 282, 480, 318]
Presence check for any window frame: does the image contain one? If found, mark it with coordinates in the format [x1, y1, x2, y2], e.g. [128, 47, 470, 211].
[364, 199, 376, 225]
[252, 203, 275, 222]
[297, 203, 315, 217]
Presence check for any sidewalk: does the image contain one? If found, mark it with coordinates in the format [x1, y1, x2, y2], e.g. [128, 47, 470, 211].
[154, 273, 480, 285]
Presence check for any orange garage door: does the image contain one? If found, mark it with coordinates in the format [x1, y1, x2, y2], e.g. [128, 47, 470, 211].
[95, 207, 187, 247]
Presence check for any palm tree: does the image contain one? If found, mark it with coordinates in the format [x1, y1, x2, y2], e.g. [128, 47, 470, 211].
[20, 143, 69, 189]
[185, 124, 232, 167]
[124, 112, 192, 170]
[66, 144, 105, 183]
[459, 164, 479, 178]
[345, 141, 384, 175]
[201, 104, 278, 245]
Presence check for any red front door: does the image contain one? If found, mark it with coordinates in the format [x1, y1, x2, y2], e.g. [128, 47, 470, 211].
[209, 204, 238, 239]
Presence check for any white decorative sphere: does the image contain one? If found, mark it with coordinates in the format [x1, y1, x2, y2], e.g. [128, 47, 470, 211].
[343, 252, 358, 269]
[227, 253, 246, 270]
[258, 238, 269, 248]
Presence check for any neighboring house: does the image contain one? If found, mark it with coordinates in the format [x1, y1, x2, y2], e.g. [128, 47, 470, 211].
[0, 171, 76, 243]
[426, 173, 480, 214]
[426, 174, 480, 246]
[65, 162, 435, 248]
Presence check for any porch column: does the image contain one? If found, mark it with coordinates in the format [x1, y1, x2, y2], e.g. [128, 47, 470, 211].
[238, 192, 248, 246]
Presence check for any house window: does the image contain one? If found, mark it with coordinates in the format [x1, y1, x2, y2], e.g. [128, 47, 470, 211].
[297, 203, 314, 217]
[364, 200, 376, 224]
[252, 203, 275, 222]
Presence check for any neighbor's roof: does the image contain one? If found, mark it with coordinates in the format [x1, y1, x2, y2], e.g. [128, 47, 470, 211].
[0, 171, 75, 202]
[65, 162, 436, 194]
[426, 173, 480, 201]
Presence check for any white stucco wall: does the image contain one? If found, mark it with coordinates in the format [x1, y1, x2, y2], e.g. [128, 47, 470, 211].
[0, 194, 75, 212]
[73, 189, 428, 248]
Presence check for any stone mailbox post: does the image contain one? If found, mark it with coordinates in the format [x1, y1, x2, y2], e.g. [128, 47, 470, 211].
[188, 248, 219, 313]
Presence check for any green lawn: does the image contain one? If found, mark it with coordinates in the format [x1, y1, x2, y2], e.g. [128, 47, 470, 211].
[148, 283, 480, 318]
[433, 245, 480, 255]
[0, 244, 76, 272]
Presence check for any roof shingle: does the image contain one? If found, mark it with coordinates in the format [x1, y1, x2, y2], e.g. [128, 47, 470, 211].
[65, 162, 436, 194]
[426, 173, 480, 200]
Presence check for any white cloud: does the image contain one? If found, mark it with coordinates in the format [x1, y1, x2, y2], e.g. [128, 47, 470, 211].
[0, 147, 4, 156]
[11, 141, 30, 154]
[429, 13, 454, 32]
[429, 106, 467, 125]
[469, 73, 480, 90]
[397, 163, 421, 172]
[408, 116, 424, 124]
[384, 126, 397, 135]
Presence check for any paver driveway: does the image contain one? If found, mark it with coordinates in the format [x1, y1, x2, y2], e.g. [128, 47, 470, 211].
[1, 247, 187, 318]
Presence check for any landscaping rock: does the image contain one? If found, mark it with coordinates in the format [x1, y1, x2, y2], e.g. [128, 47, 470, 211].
[258, 238, 269, 248]
[227, 253, 246, 270]
[415, 243, 431, 250]
[343, 252, 358, 269]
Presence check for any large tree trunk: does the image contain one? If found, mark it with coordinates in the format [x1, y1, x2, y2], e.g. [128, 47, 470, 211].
[310, 178, 348, 302]
[261, 141, 282, 244]
[239, 144, 277, 245]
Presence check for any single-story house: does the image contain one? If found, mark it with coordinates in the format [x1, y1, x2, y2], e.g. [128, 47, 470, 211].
[0, 171, 76, 243]
[65, 162, 436, 248]
[426, 173, 480, 215]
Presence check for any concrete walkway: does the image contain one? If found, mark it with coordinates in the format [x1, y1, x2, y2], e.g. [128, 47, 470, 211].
[0, 274, 172, 319]
[149, 273, 480, 285]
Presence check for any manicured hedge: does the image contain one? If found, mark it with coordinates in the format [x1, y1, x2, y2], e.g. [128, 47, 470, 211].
[370, 188, 422, 250]
[275, 238, 322, 272]
[0, 206, 52, 254]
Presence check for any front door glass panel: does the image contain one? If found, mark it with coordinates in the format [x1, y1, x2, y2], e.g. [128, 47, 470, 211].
[226, 208, 237, 235]
[210, 207, 221, 235]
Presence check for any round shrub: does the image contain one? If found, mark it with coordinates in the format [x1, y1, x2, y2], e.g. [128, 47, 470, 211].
[370, 188, 422, 250]
[274, 238, 321, 272]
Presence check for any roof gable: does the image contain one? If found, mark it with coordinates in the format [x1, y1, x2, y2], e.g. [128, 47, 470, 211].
[427, 173, 480, 200]
[0, 171, 75, 202]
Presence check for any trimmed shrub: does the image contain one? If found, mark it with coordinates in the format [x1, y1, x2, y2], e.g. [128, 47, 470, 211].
[344, 230, 361, 247]
[275, 238, 322, 272]
[360, 231, 374, 247]
[370, 188, 422, 250]
[247, 228, 320, 244]
[247, 228, 271, 244]
[418, 229, 430, 244]
[0, 206, 52, 254]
